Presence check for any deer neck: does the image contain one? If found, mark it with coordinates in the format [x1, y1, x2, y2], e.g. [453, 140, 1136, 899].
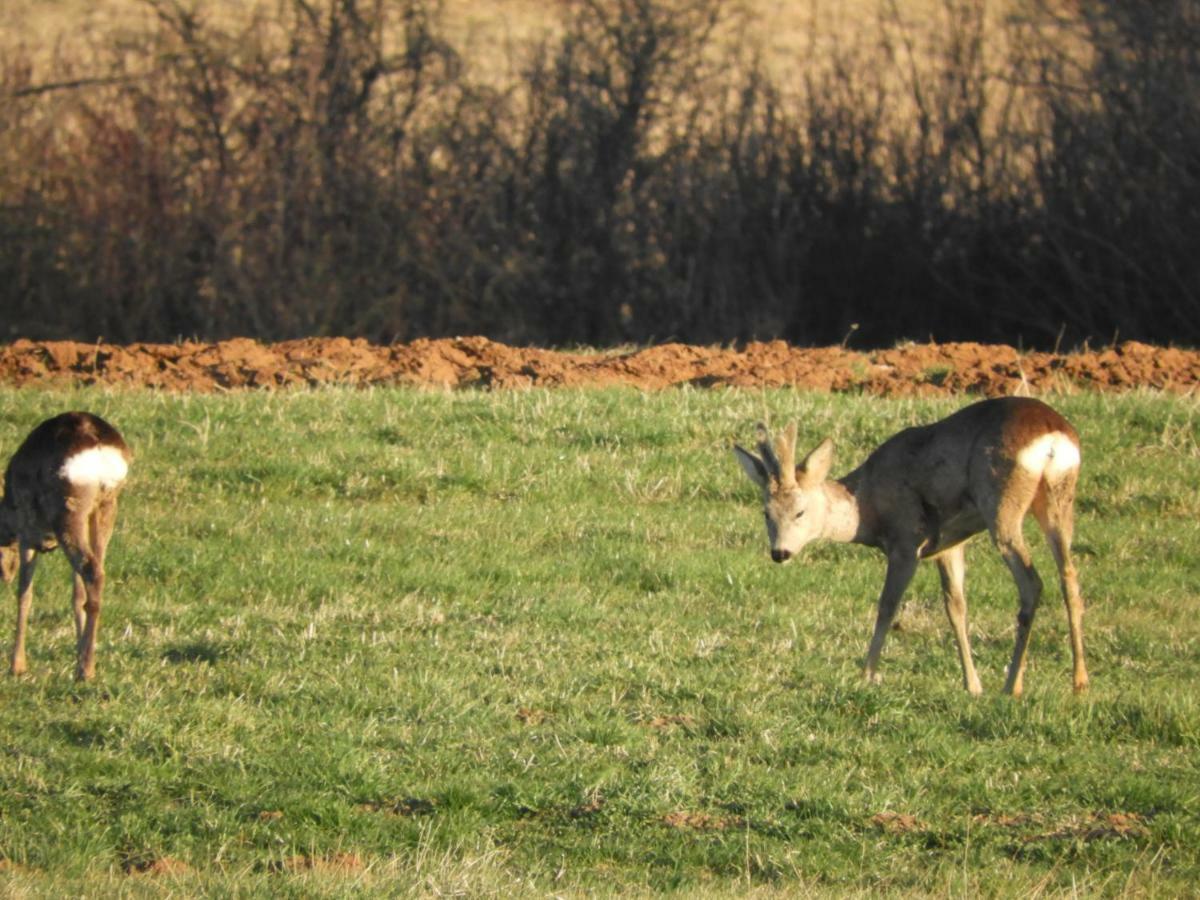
[822, 478, 865, 545]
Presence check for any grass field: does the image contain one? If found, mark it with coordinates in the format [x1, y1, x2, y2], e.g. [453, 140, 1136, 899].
[0, 386, 1197, 896]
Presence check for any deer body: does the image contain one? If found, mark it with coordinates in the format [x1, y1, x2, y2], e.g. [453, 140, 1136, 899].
[0, 412, 131, 681]
[734, 397, 1087, 696]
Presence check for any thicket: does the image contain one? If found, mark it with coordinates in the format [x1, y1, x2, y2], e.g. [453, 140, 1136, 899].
[1, 0, 1198, 348]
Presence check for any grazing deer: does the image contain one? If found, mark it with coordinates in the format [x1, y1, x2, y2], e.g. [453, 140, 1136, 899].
[733, 397, 1087, 696]
[0, 412, 131, 681]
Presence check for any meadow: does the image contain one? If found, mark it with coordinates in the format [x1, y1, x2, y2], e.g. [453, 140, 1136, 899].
[0, 385, 1197, 896]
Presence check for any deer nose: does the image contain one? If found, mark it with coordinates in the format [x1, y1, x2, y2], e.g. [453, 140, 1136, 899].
[771, 548, 792, 564]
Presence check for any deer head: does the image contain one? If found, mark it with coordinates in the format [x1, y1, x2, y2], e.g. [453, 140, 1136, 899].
[733, 422, 835, 563]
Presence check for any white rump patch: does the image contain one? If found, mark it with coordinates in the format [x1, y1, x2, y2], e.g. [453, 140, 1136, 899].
[60, 446, 129, 489]
[1016, 432, 1080, 478]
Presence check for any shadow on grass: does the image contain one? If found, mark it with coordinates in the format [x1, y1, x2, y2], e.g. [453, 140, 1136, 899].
[161, 641, 224, 665]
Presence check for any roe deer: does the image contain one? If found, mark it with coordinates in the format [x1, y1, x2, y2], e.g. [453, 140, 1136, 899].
[733, 397, 1087, 696]
[0, 412, 131, 681]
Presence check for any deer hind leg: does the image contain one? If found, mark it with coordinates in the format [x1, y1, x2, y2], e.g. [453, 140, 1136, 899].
[10, 544, 38, 676]
[59, 494, 106, 682]
[935, 543, 982, 695]
[77, 495, 117, 643]
[1032, 477, 1088, 693]
[71, 573, 86, 642]
[991, 473, 1044, 698]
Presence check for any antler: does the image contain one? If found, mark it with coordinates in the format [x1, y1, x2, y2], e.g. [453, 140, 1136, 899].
[755, 422, 798, 488]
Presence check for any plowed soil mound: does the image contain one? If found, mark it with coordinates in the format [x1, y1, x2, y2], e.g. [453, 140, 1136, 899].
[1, 336, 1197, 394]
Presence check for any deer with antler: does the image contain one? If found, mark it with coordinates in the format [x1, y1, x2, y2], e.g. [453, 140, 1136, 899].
[734, 397, 1087, 696]
[0, 412, 131, 681]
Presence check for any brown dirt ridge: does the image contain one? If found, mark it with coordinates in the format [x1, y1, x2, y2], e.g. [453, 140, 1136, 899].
[0, 336, 1197, 395]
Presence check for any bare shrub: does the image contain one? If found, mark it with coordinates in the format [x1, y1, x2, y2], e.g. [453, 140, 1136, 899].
[0, 0, 1197, 348]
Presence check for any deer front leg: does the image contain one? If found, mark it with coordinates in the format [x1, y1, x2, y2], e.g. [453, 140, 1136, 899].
[10, 545, 38, 676]
[864, 550, 919, 684]
[935, 544, 983, 695]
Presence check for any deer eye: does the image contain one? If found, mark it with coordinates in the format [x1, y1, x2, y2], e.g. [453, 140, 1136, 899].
[794, 510, 805, 520]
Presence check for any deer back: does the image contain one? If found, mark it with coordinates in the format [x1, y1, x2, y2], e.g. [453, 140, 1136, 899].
[1, 412, 130, 543]
[848, 397, 1078, 555]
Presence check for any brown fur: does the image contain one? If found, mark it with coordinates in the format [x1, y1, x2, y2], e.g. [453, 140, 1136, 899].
[0, 412, 131, 681]
[735, 397, 1088, 696]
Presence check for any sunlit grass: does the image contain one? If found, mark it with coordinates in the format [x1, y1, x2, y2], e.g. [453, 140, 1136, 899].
[0, 386, 1195, 894]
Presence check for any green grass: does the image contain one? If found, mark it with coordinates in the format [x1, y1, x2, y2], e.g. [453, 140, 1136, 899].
[0, 387, 1196, 896]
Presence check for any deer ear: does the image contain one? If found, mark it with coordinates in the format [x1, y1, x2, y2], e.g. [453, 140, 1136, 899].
[797, 438, 834, 488]
[733, 445, 769, 490]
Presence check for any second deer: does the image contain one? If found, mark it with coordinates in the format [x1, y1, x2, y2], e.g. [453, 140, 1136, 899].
[0, 412, 131, 681]
[734, 397, 1087, 696]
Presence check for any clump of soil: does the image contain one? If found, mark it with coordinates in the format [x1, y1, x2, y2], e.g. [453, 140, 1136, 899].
[662, 810, 745, 831]
[122, 855, 194, 876]
[0, 336, 1196, 394]
[270, 853, 364, 874]
[869, 811, 925, 834]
